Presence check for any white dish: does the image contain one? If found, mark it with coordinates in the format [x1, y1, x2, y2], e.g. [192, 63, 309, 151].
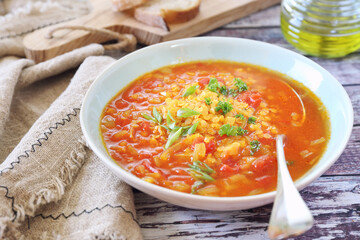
[80, 37, 353, 211]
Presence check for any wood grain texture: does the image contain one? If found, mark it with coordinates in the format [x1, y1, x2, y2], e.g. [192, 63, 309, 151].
[131, 2, 360, 239]
[22, 0, 281, 63]
[345, 86, 360, 125]
[224, 5, 280, 28]
[206, 27, 360, 85]
[135, 176, 360, 239]
[323, 126, 360, 176]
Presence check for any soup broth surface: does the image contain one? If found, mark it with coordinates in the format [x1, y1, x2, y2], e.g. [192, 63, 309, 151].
[100, 61, 330, 197]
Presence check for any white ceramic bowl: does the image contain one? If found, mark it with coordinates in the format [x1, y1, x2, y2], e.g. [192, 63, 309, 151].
[80, 37, 353, 211]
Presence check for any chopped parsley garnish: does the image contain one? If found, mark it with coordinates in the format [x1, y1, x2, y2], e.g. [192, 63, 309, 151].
[205, 97, 212, 105]
[207, 78, 244, 97]
[228, 88, 238, 97]
[287, 160, 294, 166]
[248, 116, 257, 124]
[177, 108, 201, 118]
[207, 78, 220, 93]
[236, 127, 247, 136]
[250, 140, 261, 155]
[219, 85, 228, 96]
[218, 124, 247, 137]
[234, 78, 248, 92]
[182, 85, 199, 97]
[215, 100, 233, 115]
[235, 113, 245, 120]
[219, 124, 237, 136]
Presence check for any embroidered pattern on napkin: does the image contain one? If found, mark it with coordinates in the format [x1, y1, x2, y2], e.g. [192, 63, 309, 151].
[0, 1, 143, 238]
[0, 56, 143, 240]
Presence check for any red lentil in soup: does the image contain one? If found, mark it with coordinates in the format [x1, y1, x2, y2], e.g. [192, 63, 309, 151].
[100, 61, 330, 197]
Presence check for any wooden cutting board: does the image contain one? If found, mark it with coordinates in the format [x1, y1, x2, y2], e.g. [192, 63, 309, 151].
[23, 0, 281, 63]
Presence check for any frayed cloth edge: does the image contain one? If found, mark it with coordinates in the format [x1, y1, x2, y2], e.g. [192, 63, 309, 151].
[0, 137, 88, 239]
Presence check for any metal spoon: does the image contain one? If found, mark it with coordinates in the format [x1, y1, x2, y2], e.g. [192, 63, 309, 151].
[268, 135, 314, 239]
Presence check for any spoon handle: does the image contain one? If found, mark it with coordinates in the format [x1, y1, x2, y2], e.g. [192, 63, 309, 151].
[268, 135, 314, 239]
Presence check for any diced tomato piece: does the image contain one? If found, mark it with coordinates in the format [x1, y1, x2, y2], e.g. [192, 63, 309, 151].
[133, 164, 146, 177]
[115, 99, 129, 109]
[219, 164, 233, 174]
[217, 134, 228, 141]
[132, 85, 142, 94]
[190, 137, 216, 154]
[259, 137, 275, 146]
[144, 79, 163, 89]
[198, 78, 210, 89]
[139, 152, 152, 159]
[219, 164, 239, 177]
[110, 152, 121, 161]
[115, 116, 132, 126]
[205, 139, 216, 154]
[221, 154, 241, 167]
[143, 160, 159, 173]
[139, 121, 151, 132]
[172, 168, 189, 176]
[255, 175, 273, 186]
[190, 136, 205, 150]
[171, 177, 194, 186]
[217, 78, 225, 84]
[237, 91, 262, 109]
[252, 155, 276, 173]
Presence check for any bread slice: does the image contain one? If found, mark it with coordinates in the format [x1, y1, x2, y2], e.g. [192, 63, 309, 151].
[134, 0, 201, 31]
[112, 0, 149, 11]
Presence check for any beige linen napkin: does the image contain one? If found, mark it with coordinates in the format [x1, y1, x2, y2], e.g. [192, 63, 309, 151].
[0, 0, 143, 239]
[0, 56, 142, 239]
[0, 0, 89, 57]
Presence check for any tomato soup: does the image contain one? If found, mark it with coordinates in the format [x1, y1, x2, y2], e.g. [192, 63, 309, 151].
[100, 61, 330, 197]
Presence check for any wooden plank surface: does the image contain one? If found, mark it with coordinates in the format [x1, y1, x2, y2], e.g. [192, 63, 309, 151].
[135, 176, 360, 239]
[207, 27, 360, 85]
[22, 0, 280, 63]
[131, 4, 360, 239]
[324, 126, 360, 175]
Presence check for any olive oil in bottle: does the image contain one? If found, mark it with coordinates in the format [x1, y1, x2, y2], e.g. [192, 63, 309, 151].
[281, 0, 360, 58]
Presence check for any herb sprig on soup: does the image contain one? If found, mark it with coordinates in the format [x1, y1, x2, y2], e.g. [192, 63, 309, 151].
[100, 61, 330, 197]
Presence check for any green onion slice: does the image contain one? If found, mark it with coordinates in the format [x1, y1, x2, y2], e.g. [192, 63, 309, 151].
[165, 127, 183, 149]
[142, 113, 156, 122]
[177, 108, 201, 118]
[152, 107, 162, 124]
[185, 122, 199, 136]
[183, 85, 199, 97]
